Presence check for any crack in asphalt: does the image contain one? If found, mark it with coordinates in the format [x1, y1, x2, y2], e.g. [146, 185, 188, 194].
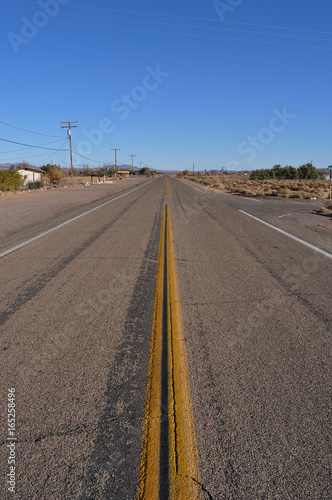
[178, 474, 216, 500]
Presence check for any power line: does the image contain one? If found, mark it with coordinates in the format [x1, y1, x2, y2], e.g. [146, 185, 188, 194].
[3, 0, 332, 37]
[3, 9, 332, 44]
[0, 137, 69, 151]
[0, 135, 121, 167]
[0, 120, 63, 138]
[2, 18, 331, 51]
[0, 139, 65, 155]
[0, 141, 68, 161]
[35, 140, 69, 166]
[69, 142, 110, 164]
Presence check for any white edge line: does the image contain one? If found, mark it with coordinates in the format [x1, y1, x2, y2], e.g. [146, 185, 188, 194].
[0, 179, 155, 259]
[239, 210, 332, 260]
[177, 178, 206, 194]
[244, 197, 261, 203]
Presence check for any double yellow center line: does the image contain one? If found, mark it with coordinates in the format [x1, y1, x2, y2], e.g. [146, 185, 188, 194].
[138, 203, 201, 499]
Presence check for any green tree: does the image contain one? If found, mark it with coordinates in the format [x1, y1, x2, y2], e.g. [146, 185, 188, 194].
[0, 170, 22, 191]
[41, 163, 62, 175]
[272, 165, 284, 178]
[298, 163, 318, 179]
[138, 166, 151, 176]
[284, 165, 298, 179]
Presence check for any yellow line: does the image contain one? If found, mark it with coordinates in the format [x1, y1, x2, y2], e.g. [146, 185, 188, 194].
[138, 205, 165, 500]
[138, 204, 201, 499]
[166, 204, 201, 499]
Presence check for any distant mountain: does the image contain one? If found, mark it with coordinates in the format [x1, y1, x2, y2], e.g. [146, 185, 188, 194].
[159, 170, 181, 174]
[0, 163, 17, 170]
[117, 164, 140, 171]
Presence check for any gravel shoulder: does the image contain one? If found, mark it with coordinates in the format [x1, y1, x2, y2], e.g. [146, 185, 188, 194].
[0, 179, 147, 242]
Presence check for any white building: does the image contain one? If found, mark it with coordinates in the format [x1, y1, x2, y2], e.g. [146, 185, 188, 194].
[17, 167, 42, 185]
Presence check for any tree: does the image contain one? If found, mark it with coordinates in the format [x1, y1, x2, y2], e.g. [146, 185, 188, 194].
[272, 165, 284, 178]
[17, 161, 33, 170]
[138, 166, 151, 176]
[41, 163, 62, 175]
[284, 165, 298, 180]
[48, 166, 65, 183]
[298, 163, 318, 179]
[0, 170, 22, 191]
[81, 164, 91, 176]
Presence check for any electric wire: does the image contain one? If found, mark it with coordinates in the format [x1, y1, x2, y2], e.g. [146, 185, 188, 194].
[2, 8, 332, 44]
[2, 17, 332, 50]
[0, 137, 69, 151]
[35, 139, 69, 165]
[0, 136, 111, 166]
[3, 0, 332, 37]
[0, 120, 63, 138]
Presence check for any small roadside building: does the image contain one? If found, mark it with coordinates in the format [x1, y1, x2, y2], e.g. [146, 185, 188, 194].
[16, 166, 43, 185]
[117, 168, 130, 178]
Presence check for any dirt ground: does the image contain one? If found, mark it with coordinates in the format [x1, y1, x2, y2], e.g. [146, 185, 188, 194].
[0, 178, 147, 241]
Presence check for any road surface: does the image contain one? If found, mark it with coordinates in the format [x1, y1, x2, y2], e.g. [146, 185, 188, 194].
[1, 176, 331, 499]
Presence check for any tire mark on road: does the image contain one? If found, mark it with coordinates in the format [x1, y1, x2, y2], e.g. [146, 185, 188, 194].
[78, 199, 164, 500]
[0, 191, 148, 328]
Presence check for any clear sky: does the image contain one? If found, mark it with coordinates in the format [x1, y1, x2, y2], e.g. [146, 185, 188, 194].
[1, 0, 332, 172]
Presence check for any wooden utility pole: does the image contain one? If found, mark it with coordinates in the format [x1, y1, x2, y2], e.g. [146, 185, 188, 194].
[61, 121, 78, 187]
[328, 166, 332, 200]
[129, 154, 136, 173]
[112, 148, 120, 177]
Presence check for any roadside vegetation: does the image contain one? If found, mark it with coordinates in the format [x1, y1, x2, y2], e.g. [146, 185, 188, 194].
[319, 200, 332, 215]
[178, 164, 331, 201]
[0, 170, 22, 191]
[0, 161, 158, 193]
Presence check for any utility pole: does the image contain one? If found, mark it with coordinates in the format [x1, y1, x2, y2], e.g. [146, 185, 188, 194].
[129, 154, 136, 173]
[139, 162, 143, 170]
[193, 162, 195, 177]
[61, 121, 78, 187]
[111, 148, 120, 177]
[328, 166, 332, 200]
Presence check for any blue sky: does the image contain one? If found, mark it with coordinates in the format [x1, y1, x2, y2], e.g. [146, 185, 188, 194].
[1, 0, 332, 172]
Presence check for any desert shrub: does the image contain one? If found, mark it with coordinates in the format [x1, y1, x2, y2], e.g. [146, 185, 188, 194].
[300, 191, 313, 199]
[320, 207, 332, 215]
[27, 180, 43, 190]
[278, 189, 291, 197]
[311, 188, 324, 199]
[48, 166, 65, 182]
[0, 170, 22, 191]
[319, 200, 332, 215]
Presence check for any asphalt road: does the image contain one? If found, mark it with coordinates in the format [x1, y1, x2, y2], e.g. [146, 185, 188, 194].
[1, 176, 331, 499]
